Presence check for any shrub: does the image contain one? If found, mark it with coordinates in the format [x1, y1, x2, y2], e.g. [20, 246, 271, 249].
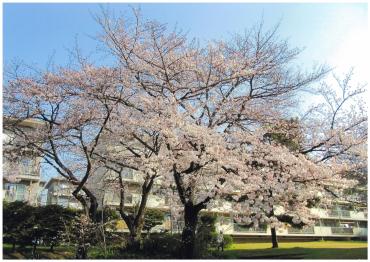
[143, 209, 165, 235]
[35, 205, 76, 251]
[105, 232, 127, 249]
[3, 201, 36, 248]
[142, 233, 182, 258]
[223, 234, 233, 249]
[195, 214, 218, 257]
[3, 201, 76, 250]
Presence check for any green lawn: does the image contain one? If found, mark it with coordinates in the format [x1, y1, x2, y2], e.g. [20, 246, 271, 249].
[3, 241, 368, 259]
[215, 241, 368, 259]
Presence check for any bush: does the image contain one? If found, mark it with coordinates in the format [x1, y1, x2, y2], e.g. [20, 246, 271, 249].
[142, 233, 182, 258]
[3, 201, 36, 248]
[195, 214, 218, 257]
[143, 209, 165, 235]
[209, 233, 233, 249]
[223, 234, 233, 249]
[3, 201, 77, 252]
[96, 207, 120, 224]
[105, 232, 127, 249]
[35, 205, 76, 250]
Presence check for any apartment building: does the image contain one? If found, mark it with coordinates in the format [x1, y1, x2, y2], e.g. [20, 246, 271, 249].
[3, 118, 45, 206]
[44, 168, 368, 240]
[220, 204, 367, 242]
[44, 177, 82, 209]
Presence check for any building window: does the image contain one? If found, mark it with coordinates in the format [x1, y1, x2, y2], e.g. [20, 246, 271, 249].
[15, 184, 27, 201]
[320, 219, 339, 227]
[122, 169, 134, 180]
[21, 158, 34, 176]
[358, 221, 367, 228]
[4, 183, 16, 200]
[104, 191, 114, 203]
[4, 183, 14, 192]
[328, 205, 352, 218]
[58, 198, 69, 207]
[124, 194, 133, 204]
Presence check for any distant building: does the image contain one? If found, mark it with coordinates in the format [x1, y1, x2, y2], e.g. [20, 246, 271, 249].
[227, 203, 367, 241]
[3, 118, 45, 205]
[41, 156, 368, 240]
[44, 177, 82, 209]
[84, 168, 370, 240]
[127, 171, 368, 240]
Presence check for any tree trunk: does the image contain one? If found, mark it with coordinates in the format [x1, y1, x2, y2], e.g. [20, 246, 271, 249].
[131, 200, 146, 245]
[271, 227, 279, 248]
[75, 244, 87, 259]
[74, 193, 90, 217]
[181, 204, 200, 259]
[118, 172, 155, 251]
[72, 188, 98, 222]
[83, 187, 98, 222]
[121, 215, 142, 251]
[126, 223, 142, 251]
[12, 242, 16, 252]
[88, 195, 98, 222]
[119, 205, 146, 251]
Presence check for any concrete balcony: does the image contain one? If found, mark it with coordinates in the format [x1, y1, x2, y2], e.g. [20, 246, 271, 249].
[52, 191, 73, 197]
[312, 207, 367, 220]
[331, 227, 354, 235]
[353, 227, 367, 237]
[327, 210, 351, 218]
[234, 224, 267, 233]
[16, 174, 40, 182]
[288, 227, 315, 234]
[349, 211, 367, 220]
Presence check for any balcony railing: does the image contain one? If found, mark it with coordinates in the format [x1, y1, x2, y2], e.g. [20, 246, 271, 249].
[328, 210, 351, 218]
[53, 190, 73, 196]
[16, 174, 40, 181]
[331, 227, 354, 235]
[234, 224, 267, 233]
[288, 227, 315, 234]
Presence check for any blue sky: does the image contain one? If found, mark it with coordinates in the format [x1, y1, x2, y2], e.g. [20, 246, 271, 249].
[4, 3, 368, 81]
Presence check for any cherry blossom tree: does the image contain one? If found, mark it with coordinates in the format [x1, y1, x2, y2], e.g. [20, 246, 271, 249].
[94, 10, 333, 258]
[4, 8, 365, 259]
